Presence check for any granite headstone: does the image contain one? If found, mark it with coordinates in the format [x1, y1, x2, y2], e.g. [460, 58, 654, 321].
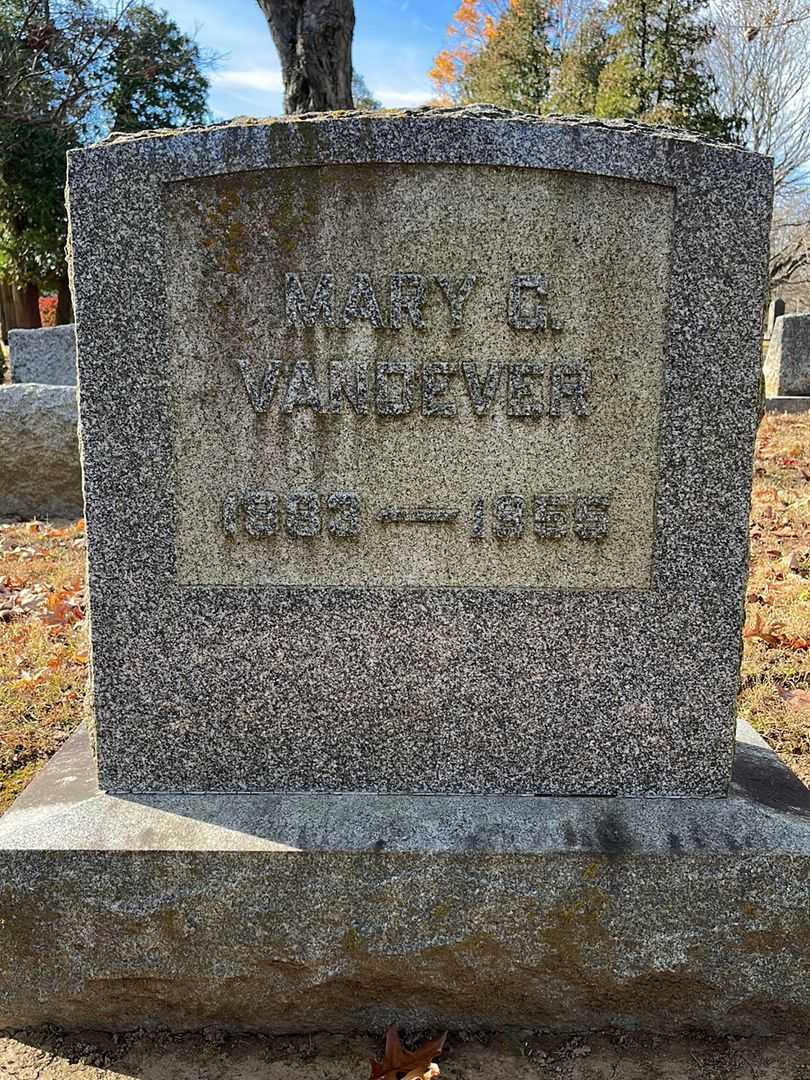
[66, 108, 771, 797]
[765, 296, 785, 338]
[764, 312, 810, 397]
[9, 324, 77, 385]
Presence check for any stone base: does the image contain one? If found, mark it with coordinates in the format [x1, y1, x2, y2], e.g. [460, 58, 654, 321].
[1, 722, 809, 1035]
[765, 395, 810, 413]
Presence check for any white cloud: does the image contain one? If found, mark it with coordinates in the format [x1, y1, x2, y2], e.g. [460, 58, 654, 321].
[375, 88, 432, 107]
[212, 68, 284, 93]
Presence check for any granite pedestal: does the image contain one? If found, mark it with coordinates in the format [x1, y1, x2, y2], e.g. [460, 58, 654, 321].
[0, 384, 83, 519]
[1, 720, 809, 1034]
[765, 395, 810, 414]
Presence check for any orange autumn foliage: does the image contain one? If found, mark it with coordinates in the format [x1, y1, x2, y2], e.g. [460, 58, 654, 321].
[429, 0, 515, 102]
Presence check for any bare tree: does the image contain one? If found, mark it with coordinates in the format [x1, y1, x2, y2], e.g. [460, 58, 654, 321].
[770, 194, 810, 294]
[553, 0, 598, 50]
[256, 0, 355, 114]
[0, 0, 137, 130]
[708, 0, 810, 192]
[707, 1, 810, 292]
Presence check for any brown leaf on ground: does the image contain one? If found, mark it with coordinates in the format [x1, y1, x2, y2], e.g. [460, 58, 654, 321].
[42, 583, 85, 628]
[779, 688, 810, 709]
[744, 612, 810, 651]
[369, 1027, 447, 1080]
[0, 579, 47, 621]
[744, 612, 784, 647]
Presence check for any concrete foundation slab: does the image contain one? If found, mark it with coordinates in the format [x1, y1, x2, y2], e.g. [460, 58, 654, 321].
[1, 721, 809, 1035]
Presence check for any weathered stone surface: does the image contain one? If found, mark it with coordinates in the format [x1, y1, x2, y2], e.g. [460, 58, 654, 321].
[0, 384, 83, 519]
[8, 324, 77, 385]
[764, 312, 810, 396]
[1, 720, 809, 1034]
[170, 166, 669, 592]
[66, 108, 772, 796]
[766, 395, 810, 413]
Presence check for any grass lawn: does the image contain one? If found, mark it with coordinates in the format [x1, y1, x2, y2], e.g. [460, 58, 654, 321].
[1, 411, 809, 813]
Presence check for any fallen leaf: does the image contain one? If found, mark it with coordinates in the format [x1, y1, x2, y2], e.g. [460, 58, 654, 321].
[43, 583, 85, 627]
[786, 550, 805, 571]
[744, 612, 783, 647]
[370, 1026, 447, 1080]
[0, 581, 47, 621]
[779, 688, 810, 708]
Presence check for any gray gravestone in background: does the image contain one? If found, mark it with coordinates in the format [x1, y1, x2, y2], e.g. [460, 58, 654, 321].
[66, 108, 771, 797]
[764, 312, 810, 396]
[9, 324, 77, 385]
[0, 384, 83, 518]
[765, 296, 785, 338]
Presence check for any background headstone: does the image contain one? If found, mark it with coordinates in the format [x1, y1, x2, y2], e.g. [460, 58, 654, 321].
[0, 384, 83, 519]
[67, 109, 771, 798]
[764, 312, 810, 397]
[765, 296, 785, 338]
[9, 324, 77, 386]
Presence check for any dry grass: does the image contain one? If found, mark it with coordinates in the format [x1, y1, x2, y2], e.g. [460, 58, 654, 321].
[740, 411, 810, 787]
[0, 412, 809, 813]
[0, 519, 87, 813]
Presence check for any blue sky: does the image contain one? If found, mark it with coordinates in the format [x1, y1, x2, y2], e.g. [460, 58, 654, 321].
[158, 0, 459, 121]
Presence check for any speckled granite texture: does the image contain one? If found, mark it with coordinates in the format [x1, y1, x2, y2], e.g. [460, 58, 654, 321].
[66, 107, 772, 795]
[764, 313, 810, 396]
[1, 721, 809, 1033]
[9, 324, 77, 385]
[0, 384, 83, 519]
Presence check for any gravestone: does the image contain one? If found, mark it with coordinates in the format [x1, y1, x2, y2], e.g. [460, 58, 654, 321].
[765, 296, 785, 338]
[0, 384, 83, 519]
[6, 110, 810, 1038]
[65, 109, 770, 798]
[764, 312, 810, 397]
[9, 324, 77, 385]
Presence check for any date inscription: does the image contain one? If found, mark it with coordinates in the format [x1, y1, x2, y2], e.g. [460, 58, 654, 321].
[223, 489, 609, 543]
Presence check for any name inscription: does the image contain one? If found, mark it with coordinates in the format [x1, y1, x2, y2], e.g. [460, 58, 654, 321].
[230, 269, 601, 545]
[285, 271, 563, 332]
[238, 358, 590, 419]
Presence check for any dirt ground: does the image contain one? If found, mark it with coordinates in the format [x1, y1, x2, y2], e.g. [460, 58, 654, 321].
[2, 1028, 810, 1080]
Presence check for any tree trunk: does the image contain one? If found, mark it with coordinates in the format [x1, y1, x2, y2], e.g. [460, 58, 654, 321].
[0, 282, 10, 346]
[56, 276, 74, 324]
[10, 283, 41, 330]
[257, 0, 355, 114]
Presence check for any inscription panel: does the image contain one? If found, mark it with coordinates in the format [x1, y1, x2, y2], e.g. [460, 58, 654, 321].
[165, 164, 672, 588]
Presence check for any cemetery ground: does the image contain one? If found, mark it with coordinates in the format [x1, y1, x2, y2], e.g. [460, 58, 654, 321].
[3, 1026, 810, 1080]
